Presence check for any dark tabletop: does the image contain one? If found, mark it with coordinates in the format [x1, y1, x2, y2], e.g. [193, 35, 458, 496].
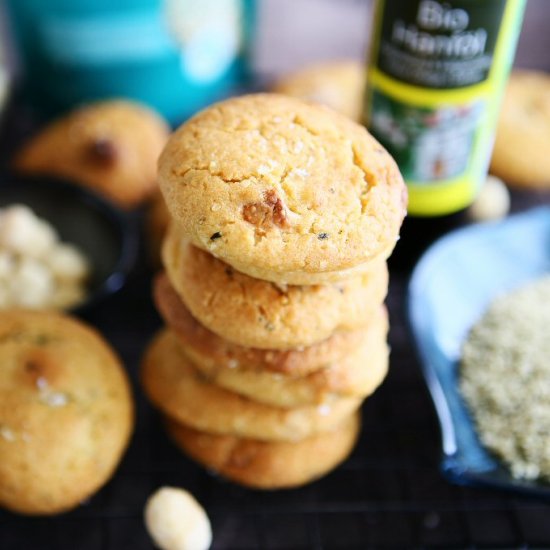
[2, 227, 550, 550]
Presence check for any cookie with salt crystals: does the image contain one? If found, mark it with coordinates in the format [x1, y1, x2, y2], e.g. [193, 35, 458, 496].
[0, 311, 133, 515]
[158, 94, 406, 285]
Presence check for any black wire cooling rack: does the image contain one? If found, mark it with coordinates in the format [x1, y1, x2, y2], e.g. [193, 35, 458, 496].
[1, 269, 549, 550]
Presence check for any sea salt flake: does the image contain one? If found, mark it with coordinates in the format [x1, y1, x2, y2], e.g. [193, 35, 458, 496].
[0, 426, 16, 442]
[257, 164, 270, 175]
[40, 391, 68, 408]
[293, 141, 304, 154]
[293, 168, 309, 178]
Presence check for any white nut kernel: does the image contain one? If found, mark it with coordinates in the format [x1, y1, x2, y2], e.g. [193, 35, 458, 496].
[0, 205, 57, 257]
[47, 244, 89, 282]
[10, 258, 54, 308]
[0, 205, 90, 310]
[145, 487, 212, 550]
[467, 175, 510, 222]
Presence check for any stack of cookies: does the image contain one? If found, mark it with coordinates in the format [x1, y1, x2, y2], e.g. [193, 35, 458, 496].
[141, 94, 407, 489]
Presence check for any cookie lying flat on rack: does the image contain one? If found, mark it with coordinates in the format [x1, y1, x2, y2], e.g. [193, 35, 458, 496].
[162, 226, 388, 349]
[166, 412, 360, 490]
[0, 311, 133, 515]
[158, 93, 407, 285]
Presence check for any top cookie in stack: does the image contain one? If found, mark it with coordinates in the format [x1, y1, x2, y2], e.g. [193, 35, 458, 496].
[159, 93, 406, 285]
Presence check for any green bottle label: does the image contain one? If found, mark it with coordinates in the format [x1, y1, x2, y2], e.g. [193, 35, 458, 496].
[364, 0, 526, 216]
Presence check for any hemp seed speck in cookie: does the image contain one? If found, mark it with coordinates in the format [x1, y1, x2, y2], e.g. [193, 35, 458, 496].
[158, 94, 407, 285]
[460, 275, 550, 481]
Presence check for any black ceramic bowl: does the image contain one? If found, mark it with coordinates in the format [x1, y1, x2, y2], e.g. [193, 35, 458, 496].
[0, 174, 138, 314]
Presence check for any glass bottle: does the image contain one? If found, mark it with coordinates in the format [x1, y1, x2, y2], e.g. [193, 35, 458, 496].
[363, 0, 526, 266]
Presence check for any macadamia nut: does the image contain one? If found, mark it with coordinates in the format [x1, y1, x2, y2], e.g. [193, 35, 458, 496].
[145, 487, 212, 550]
[10, 257, 54, 307]
[0, 205, 57, 257]
[0, 204, 90, 310]
[47, 244, 89, 282]
[467, 175, 511, 222]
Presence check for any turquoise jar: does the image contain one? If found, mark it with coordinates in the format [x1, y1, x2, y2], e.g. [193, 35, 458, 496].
[6, 0, 256, 123]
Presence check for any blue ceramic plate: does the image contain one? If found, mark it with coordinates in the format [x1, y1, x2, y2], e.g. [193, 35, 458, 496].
[408, 207, 550, 497]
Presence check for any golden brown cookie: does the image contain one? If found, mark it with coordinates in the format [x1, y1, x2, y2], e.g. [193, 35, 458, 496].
[154, 272, 373, 377]
[272, 60, 365, 121]
[177, 308, 389, 408]
[166, 412, 360, 489]
[490, 70, 550, 189]
[0, 311, 134, 515]
[158, 93, 407, 285]
[141, 330, 362, 441]
[15, 100, 170, 209]
[162, 226, 388, 349]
